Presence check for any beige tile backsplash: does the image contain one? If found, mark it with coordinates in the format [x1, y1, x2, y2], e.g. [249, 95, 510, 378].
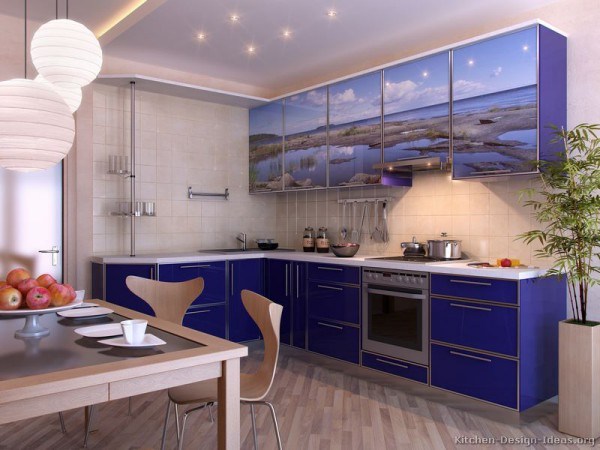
[275, 172, 547, 266]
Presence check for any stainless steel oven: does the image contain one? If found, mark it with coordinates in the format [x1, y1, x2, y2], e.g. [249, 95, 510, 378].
[362, 268, 429, 365]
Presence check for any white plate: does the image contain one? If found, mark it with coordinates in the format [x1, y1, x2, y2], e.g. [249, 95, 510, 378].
[0, 298, 83, 316]
[74, 323, 123, 338]
[98, 334, 166, 348]
[57, 306, 113, 319]
[76, 302, 99, 308]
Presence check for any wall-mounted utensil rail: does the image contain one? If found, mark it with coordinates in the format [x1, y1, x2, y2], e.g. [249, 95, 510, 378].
[188, 187, 230, 200]
[336, 196, 391, 204]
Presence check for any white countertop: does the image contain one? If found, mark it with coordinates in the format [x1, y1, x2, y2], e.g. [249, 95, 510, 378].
[92, 251, 546, 280]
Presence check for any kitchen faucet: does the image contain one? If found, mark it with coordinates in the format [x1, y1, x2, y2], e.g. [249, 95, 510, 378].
[236, 232, 247, 251]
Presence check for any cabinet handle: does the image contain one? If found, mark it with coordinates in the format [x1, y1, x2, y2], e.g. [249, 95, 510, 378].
[449, 279, 492, 287]
[450, 350, 492, 363]
[150, 267, 154, 280]
[285, 264, 289, 297]
[450, 303, 492, 312]
[296, 265, 299, 299]
[376, 358, 408, 369]
[317, 266, 343, 272]
[230, 264, 234, 295]
[180, 264, 212, 269]
[317, 321, 343, 331]
[318, 284, 343, 291]
[187, 309, 211, 315]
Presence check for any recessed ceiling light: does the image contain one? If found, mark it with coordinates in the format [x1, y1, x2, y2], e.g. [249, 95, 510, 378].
[196, 32, 206, 41]
[468, 59, 475, 66]
[522, 44, 529, 51]
[247, 45, 256, 54]
[327, 9, 337, 17]
[229, 14, 240, 22]
[422, 71, 429, 78]
[282, 29, 292, 38]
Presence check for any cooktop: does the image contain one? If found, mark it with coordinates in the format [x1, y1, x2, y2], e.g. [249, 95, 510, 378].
[367, 255, 465, 263]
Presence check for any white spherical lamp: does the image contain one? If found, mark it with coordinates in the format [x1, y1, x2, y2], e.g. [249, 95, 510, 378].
[30, 19, 102, 90]
[0, 78, 75, 172]
[35, 75, 82, 113]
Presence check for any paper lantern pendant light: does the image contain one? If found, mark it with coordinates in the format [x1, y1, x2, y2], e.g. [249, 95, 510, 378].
[0, 78, 75, 172]
[35, 74, 82, 113]
[30, 19, 102, 90]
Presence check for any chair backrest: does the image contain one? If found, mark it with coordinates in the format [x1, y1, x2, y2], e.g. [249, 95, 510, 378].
[125, 276, 204, 324]
[240, 289, 283, 402]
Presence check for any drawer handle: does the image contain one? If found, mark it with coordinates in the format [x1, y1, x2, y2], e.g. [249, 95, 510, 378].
[317, 322, 343, 331]
[317, 284, 343, 291]
[450, 350, 492, 363]
[449, 279, 492, 287]
[449, 303, 492, 312]
[376, 358, 408, 369]
[180, 264, 212, 269]
[317, 266, 343, 272]
[187, 309, 211, 315]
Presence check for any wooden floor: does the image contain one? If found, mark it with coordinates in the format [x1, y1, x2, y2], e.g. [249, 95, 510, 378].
[0, 344, 590, 450]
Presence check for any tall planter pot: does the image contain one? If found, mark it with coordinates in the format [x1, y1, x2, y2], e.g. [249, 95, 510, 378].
[559, 320, 600, 438]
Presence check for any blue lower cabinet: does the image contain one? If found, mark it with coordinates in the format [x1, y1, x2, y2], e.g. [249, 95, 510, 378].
[307, 281, 359, 324]
[229, 259, 263, 342]
[159, 261, 226, 306]
[104, 264, 156, 316]
[431, 297, 518, 357]
[183, 304, 226, 339]
[431, 274, 517, 305]
[362, 352, 428, 384]
[308, 263, 360, 285]
[430, 343, 518, 409]
[307, 318, 359, 364]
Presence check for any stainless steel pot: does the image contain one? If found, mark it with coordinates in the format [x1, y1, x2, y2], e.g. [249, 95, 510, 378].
[401, 236, 427, 256]
[427, 236, 462, 259]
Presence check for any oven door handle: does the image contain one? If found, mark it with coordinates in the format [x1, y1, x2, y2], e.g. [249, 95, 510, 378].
[367, 288, 426, 300]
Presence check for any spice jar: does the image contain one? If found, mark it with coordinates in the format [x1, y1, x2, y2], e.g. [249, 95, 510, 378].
[316, 227, 329, 253]
[303, 227, 315, 252]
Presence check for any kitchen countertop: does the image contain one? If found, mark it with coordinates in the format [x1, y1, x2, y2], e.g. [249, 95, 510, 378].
[91, 251, 547, 280]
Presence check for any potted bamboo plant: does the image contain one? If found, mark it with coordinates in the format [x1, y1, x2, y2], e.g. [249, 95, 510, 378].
[520, 123, 600, 438]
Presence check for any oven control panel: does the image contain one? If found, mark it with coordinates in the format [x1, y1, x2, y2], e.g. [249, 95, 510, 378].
[363, 268, 429, 289]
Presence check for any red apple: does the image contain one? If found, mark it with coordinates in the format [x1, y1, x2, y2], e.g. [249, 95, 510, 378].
[48, 283, 76, 307]
[17, 278, 39, 297]
[0, 286, 22, 310]
[6, 268, 31, 288]
[26, 287, 51, 309]
[0, 280, 7, 288]
[500, 258, 512, 267]
[36, 273, 57, 289]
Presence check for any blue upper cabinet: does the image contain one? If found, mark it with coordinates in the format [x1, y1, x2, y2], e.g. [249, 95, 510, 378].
[328, 72, 382, 187]
[284, 88, 328, 189]
[383, 52, 450, 164]
[452, 25, 566, 179]
[249, 101, 284, 192]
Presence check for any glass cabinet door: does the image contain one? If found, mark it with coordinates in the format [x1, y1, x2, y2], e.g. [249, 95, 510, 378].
[328, 72, 382, 187]
[383, 52, 450, 163]
[284, 88, 327, 189]
[249, 101, 284, 192]
[452, 27, 537, 179]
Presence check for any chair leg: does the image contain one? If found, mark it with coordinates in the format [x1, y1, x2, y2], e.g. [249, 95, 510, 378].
[174, 403, 180, 444]
[178, 412, 190, 450]
[208, 402, 214, 423]
[83, 405, 95, 448]
[58, 412, 67, 434]
[160, 400, 172, 450]
[250, 404, 258, 450]
[264, 401, 283, 450]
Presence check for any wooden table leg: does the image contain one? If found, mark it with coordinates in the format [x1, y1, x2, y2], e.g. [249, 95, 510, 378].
[217, 357, 240, 450]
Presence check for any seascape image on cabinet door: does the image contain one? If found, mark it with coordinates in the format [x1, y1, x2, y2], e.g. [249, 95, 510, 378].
[284, 87, 327, 189]
[453, 27, 537, 178]
[328, 72, 382, 186]
[383, 52, 450, 163]
[249, 101, 284, 191]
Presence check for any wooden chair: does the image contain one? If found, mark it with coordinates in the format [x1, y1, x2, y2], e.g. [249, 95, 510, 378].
[83, 276, 204, 447]
[161, 289, 284, 450]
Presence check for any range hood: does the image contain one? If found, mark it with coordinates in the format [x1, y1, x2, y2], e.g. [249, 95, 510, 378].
[373, 156, 451, 173]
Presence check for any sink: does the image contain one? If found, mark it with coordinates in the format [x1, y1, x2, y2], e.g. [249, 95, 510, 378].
[200, 248, 264, 253]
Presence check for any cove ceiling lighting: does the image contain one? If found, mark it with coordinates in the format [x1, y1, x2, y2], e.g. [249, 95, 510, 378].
[0, 79, 75, 172]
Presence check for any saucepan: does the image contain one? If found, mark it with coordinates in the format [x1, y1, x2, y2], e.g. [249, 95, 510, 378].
[427, 235, 462, 259]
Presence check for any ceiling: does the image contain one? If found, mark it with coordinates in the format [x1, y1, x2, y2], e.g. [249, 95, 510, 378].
[0, 0, 563, 98]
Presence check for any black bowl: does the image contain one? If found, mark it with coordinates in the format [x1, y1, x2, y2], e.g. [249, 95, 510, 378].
[257, 242, 279, 250]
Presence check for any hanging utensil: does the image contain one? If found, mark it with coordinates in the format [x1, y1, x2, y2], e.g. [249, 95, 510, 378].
[340, 201, 347, 242]
[372, 200, 383, 242]
[350, 202, 359, 242]
[358, 202, 368, 243]
[382, 201, 389, 243]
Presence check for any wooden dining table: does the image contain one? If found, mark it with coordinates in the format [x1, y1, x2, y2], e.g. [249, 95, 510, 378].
[0, 300, 248, 449]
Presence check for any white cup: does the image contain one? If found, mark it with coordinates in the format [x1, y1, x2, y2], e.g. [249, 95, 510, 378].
[121, 319, 147, 345]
